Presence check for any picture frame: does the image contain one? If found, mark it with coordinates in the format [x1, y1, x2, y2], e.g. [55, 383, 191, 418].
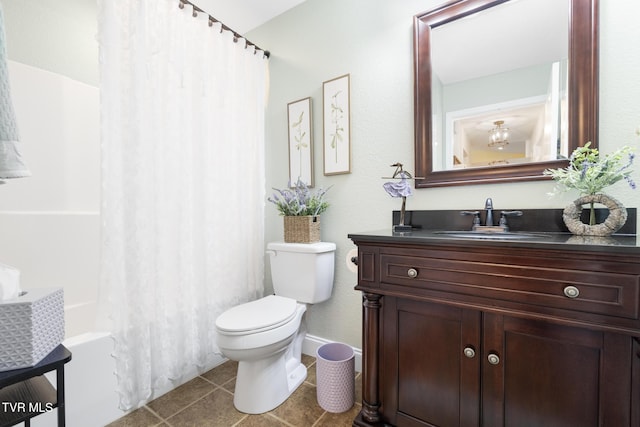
[287, 97, 314, 187]
[322, 74, 351, 175]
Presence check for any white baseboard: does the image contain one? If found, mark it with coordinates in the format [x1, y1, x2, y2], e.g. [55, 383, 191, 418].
[302, 334, 362, 373]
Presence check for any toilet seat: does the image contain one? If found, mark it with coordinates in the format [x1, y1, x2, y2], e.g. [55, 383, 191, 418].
[215, 295, 298, 335]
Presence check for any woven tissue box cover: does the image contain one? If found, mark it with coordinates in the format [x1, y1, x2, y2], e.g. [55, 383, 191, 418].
[0, 288, 64, 371]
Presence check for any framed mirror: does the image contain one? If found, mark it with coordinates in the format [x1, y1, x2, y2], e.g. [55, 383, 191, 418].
[414, 0, 598, 188]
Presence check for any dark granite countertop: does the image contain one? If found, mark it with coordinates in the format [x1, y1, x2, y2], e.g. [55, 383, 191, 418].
[349, 208, 640, 255]
[348, 209, 640, 254]
[348, 228, 640, 253]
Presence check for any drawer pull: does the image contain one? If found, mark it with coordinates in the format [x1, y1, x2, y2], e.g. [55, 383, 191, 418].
[463, 346, 476, 359]
[563, 286, 580, 299]
[487, 353, 500, 365]
[407, 268, 418, 278]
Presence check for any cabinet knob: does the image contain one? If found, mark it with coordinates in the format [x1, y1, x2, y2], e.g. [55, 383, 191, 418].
[563, 285, 580, 299]
[463, 346, 476, 358]
[487, 353, 500, 365]
[407, 268, 418, 278]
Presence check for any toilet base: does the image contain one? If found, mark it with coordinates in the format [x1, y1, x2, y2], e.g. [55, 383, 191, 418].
[218, 304, 309, 414]
[233, 348, 307, 414]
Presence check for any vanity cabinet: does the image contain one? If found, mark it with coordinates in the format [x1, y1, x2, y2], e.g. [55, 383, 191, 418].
[349, 234, 640, 427]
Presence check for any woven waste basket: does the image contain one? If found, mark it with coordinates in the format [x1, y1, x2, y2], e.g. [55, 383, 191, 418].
[316, 342, 355, 413]
[284, 215, 320, 243]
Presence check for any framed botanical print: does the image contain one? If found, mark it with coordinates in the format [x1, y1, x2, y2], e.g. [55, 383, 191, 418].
[287, 97, 313, 186]
[322, 74, 351, 175]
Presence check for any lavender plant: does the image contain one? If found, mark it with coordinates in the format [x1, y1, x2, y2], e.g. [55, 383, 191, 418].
[268, 179, 330, 217]
[543, 142, 636, 195]
[544, 134, 636, 226]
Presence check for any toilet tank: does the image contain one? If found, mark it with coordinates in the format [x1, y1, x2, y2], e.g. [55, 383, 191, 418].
[267, 242, 336, 304]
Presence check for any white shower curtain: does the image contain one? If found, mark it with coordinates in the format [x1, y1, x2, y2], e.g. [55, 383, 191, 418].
[97, 0, 267, 409]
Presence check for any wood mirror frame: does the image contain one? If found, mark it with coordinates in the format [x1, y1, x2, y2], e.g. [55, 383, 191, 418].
[414, 0, 598, 188]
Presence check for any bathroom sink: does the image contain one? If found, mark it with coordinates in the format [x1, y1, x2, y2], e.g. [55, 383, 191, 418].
[432, 230, 550, 240]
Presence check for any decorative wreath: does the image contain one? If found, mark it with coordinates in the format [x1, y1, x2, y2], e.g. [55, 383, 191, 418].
[562, 194, 627, 236]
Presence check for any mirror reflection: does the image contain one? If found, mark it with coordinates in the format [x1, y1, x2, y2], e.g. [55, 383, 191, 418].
[414, 0, 598, 188]
[430, 0, 569, 171]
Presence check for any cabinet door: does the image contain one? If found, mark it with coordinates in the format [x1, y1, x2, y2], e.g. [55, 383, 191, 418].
[382, 297, 481, 427]
[482, 314, 633, 427]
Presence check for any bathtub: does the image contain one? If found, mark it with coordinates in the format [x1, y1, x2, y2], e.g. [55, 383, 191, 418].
[29, 300, 227, 426]
[31, 302, 124, 427]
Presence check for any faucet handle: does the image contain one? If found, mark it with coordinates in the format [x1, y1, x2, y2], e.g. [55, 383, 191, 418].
[499, 210, 523, 228]
[500, 210, 523, 218]
[460, 210, 481, 226]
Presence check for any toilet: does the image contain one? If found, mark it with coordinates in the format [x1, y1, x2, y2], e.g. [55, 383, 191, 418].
[215, 241, 336, 414]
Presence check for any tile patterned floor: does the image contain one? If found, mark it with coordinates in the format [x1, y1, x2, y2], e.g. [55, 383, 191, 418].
[107, 354, 362, 427]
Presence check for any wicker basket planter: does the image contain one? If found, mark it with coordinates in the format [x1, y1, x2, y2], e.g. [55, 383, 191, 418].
[284, 215, 321, 243]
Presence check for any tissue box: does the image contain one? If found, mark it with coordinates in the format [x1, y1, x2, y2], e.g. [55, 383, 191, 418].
[0, 288, 64, 372]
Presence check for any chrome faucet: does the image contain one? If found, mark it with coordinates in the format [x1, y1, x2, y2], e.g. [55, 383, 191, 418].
[460, 198, 523, 232]
[484, 198, 494, 226]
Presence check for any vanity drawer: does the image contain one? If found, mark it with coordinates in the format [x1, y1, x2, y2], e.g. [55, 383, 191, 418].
[380, 252, 640, 320]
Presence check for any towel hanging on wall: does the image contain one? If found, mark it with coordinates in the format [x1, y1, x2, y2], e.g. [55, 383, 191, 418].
[0, 4, 30, 182]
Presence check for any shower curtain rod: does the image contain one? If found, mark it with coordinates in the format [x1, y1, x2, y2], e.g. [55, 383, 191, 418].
[179, 0, 270, 58]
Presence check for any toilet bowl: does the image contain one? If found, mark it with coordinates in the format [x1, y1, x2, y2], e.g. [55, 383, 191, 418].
[215, 295, 308, 414]
[214, 241, 336, 414]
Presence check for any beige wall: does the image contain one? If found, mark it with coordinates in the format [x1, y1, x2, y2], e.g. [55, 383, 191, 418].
[249, 0, 640, 348]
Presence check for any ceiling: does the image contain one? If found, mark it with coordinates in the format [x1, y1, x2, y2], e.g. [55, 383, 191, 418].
[193, 0, 306, 35]
[431, 0, 568, 85]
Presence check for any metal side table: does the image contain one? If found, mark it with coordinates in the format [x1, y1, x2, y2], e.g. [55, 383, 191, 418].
[0, 345, 72, 427]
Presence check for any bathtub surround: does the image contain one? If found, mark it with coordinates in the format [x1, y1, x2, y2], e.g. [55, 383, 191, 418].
[97, 0, 268, 410]
[0, 55, 104, 422]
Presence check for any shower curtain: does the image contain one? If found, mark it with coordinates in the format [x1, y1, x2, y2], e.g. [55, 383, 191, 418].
[97, 0, 267, 409]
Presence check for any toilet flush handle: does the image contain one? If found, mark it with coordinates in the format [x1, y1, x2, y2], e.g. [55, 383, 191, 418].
[266, 250, 277, 257]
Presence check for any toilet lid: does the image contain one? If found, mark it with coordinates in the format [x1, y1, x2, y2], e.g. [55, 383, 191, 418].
[215, 295, 298, 333]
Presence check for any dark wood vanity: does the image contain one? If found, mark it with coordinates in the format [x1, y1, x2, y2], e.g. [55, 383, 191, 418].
[349, 226, 640, 427]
